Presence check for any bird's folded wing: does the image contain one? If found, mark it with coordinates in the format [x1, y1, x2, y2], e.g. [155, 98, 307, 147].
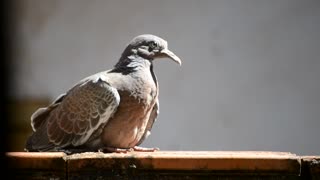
[45, 78, 120, 147]
[136, 99, 159, 145]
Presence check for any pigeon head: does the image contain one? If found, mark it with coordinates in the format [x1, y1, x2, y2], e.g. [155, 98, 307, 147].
[120, 34, 181, 65]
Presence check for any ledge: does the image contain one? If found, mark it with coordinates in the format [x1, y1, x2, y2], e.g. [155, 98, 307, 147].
[6, 152, 66, 179]
[301, 156, 320, 180]
[6, 151, 319, 179]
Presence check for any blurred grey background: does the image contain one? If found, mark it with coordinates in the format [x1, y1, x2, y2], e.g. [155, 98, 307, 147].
[9, 0, 320, 155]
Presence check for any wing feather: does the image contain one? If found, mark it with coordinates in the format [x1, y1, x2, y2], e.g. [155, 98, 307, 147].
[47, 78, 120, 147]
[27, 74, 120, 151]
[136, 99, 159, 146]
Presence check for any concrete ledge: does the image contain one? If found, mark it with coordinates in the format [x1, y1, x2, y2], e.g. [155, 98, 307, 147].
[6, 151, 318, 179]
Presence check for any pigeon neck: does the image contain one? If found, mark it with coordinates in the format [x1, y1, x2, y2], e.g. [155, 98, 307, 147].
[111, 55, 152, 75]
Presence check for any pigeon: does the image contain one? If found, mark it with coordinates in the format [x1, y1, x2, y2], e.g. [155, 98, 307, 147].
[25, 34, 181, 153]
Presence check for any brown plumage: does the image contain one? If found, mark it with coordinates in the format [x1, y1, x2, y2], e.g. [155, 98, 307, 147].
[25, 34, 181, 153]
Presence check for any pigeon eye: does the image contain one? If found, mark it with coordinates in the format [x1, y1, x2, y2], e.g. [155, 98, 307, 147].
[149, 42, 158, 51]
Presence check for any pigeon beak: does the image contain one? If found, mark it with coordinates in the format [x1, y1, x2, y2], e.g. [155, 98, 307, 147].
[159, 48, 182, 66]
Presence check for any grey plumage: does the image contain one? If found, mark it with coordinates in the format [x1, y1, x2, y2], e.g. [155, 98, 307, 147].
[25, 34, 181, 153]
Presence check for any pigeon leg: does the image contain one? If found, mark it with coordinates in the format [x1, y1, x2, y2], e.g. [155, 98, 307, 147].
[133, 146, 159, 152]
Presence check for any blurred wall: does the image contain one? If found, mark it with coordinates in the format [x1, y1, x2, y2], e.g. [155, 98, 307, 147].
[11, 0, 320, 155]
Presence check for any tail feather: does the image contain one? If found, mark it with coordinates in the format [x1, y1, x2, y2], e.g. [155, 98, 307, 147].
[27, 95, 65, 151]
[25, 123, 55, 152]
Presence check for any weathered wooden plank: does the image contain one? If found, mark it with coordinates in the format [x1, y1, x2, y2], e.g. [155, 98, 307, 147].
[6, 152, 66, 180]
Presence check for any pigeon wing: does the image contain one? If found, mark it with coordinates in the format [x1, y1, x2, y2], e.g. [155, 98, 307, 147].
[28, 76, 119, 152]
[47, 77, 120, 148]
[136, 99, 159, 146]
